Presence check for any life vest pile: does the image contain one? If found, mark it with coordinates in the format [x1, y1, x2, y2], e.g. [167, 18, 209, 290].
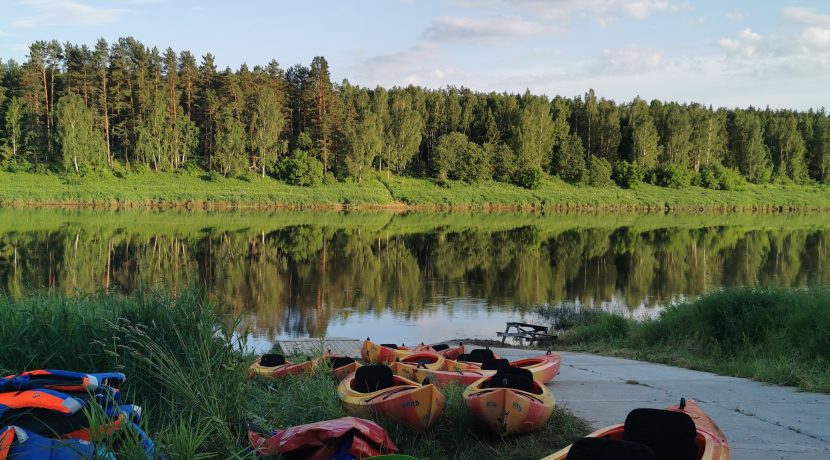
[0, 369, 155, 459]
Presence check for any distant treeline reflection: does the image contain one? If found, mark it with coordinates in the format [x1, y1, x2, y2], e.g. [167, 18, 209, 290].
[1, 211, 828, 339]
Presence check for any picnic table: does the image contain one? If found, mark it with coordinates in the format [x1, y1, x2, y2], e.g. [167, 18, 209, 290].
[496, 322, 557, 345]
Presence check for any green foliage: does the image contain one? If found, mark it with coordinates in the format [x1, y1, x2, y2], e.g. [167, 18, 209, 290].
[511, 166, 543, 189]
[56, 94, 107, 174]
[552, 132, 586, 183]
[515, 94, 556, 170]
[435, 132, 492, 183]
[626, 97, 660, 169]
[556, 287, 830, 392]
[728, 110, 772, 183]
[694, 163, 746, 191]
[612, 160, 643, 189]
[586, 155, 614, 187]
[248, 88, 286, 177]
[652, 164, 693, 189]
[213, 110, 247, 177]
[276, 149, 324, 186]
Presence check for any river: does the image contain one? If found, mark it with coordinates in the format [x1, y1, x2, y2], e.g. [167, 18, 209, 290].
[1, 209, 829, 351]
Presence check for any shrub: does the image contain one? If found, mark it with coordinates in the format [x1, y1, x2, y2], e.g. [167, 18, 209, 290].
[586, 156, 614, 187]
[612, 160, 643, 189]
[511, 166, 543, 189]
[653, 164, 693, 188]
[276, 149, 324, 186]
[693, 163, 746, 191]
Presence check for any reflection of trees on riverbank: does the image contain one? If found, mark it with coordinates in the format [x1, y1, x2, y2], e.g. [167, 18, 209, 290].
[1, 222, 828, 339]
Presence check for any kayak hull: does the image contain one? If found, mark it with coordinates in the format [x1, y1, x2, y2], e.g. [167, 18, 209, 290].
[248, 359, 314, 379]
[398, 353, 561, 386]
[541, 400, 730, 460]
[463, 377, 555, 436]
[338, 373, 445, 432]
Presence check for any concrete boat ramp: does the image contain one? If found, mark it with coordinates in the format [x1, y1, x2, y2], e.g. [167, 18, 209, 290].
[493, 347, 830, 460]
[275, 339, 830, 459]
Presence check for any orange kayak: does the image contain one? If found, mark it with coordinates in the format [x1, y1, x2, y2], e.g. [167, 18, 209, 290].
[415, 343, 465, 360]
[541, 399, 730, 460]
[398, 352, 446, 371]
[338, 365, 445, 432]
[361, 339, 413, 364]
[464, 368, 555, 436]
[314, 354, 362, 381]
[248, 354, 313, 379]
[397, 352, 561, 386]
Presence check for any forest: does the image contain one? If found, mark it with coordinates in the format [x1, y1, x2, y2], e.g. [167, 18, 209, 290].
[1, 37, 829, 191]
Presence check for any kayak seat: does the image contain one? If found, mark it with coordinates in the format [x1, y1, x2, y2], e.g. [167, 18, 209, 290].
[485, 368, 535, 393]
[380, 343, 399, 349]
[481, 359, 510, 371]
[329, 357, 356, 369]
[260, 354, 286, 367]
[469, 348, 496, 363]
[432, 344, 450, 351]
[567, 437, 657, 460]
[456, 353, 474, 362]
[355, 365, 395, 393]
[623, 408, 697, 460]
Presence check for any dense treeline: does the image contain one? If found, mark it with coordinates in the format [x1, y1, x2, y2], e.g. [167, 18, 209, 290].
[1, 38, 829, 189]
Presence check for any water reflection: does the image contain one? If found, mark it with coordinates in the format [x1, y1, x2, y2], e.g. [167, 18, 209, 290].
[1, 210, 829, 346]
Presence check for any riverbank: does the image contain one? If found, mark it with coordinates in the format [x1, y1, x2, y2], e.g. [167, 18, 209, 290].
[545, 287, 830, 393]
[0, 290, 589, 459]
[2, 170, 830, 211]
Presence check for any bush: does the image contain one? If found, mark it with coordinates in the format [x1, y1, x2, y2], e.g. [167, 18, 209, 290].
[693, 163, 746, 191]
[612, 161, 643, 189]
[653, 164, 693, 188]
[586, 156, 614, 187]
[511, 166, 543, 189]
[276, 149, 324, 186]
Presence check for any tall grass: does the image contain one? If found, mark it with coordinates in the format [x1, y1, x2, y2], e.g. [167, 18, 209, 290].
[553, 287, 830, 392]
[0, 288, 252, 458]
[0, 289, 590, 458]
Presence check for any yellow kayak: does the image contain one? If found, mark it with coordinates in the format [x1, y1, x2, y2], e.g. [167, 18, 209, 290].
[338, 365, 445, 432]
[361, 339, 414, 364]
[463, 368, 555, 436]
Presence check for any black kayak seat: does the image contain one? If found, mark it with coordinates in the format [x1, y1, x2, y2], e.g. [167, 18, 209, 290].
[623, 408, 698, 460]
[432, 344, 450, 351]
[329, 356, 355, 369]
[469, 348, 495, 363]
[481, 358, 510, 371]
[567, 437, 657, 460]
[485, 367, 534, 393]
[260, 354, 286, 367]
[379, 343, 398, 349]
[355, 365, 394, 393]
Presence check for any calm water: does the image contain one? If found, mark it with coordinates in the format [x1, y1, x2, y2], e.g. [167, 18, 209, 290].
[2, 209, 829, 352]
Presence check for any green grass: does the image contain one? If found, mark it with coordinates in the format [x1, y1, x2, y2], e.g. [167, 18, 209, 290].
[549, 287, 830, 392]
[2, 168, 830, 211]
[0, 289, 590, 459]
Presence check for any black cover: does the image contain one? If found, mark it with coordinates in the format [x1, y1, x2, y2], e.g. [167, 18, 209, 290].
[623, 408, 697, 460]
[481, 358, 510, 371]
[467, 348, 496, 363]
[485, 367, 534, 393]
[432, 344, 450, 351]
[260, 354, 286, 367]
[329, 356, 356, 369]
[567, 437, 657, 460]
[354, 365, 394, 393]
[379, 343, 399, 349]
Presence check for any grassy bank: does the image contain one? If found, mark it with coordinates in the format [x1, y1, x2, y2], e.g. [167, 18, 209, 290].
[0, 290, 589, 459]
[546, 287, 830, 392]
[2, 169, 830, 211]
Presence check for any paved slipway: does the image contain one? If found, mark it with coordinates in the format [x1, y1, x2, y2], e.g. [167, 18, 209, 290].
[491, 348, 830, 460]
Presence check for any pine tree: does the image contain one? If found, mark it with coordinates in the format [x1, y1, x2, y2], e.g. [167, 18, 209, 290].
[728, 110, 771, 183]
[92, 38, 111, 163]
[305, 56, 335, 173]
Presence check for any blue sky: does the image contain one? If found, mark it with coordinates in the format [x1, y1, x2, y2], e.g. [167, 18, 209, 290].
[1, 0, 829, 109]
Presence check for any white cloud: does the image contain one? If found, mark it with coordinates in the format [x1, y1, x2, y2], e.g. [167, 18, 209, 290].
[782, 7, 830, 27]
[737, 28, 762, 42]
[453, 0, 691, 26]
[591, 44, 663, 75]
[726, 11, 745, 21]
[13, 0, 125, 28]
[423, 16, 550, 44]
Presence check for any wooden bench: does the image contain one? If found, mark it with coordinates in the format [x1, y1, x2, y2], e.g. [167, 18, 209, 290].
[497, 322, 557, 345]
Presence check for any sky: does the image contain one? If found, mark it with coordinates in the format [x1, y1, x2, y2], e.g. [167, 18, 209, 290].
[0, 0, 829, 110]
